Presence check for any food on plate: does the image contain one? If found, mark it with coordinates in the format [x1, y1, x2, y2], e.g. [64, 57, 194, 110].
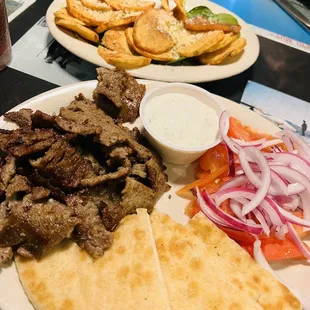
[53, 0, 247, 69]
[104, 0, 155, 11]
[0, 68, 169, 263]
[199, 37, 247, 65]
[15, 209, 172, 310]
[80, 0, 112, 11]
[179, 111, 310, 265]
[133, 9, 175, 54]
[98, 46, 151, 69]
[55, 18, 99, 43]
[14, 208, 301, 309]
[93, 67, 146, 123]
[101, 29, 134, 54]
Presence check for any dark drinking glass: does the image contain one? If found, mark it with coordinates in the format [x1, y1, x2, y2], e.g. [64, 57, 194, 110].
[0, 0, 11, 71]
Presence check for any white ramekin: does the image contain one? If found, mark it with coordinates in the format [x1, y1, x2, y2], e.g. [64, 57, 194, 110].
[140, 83, 224, 165]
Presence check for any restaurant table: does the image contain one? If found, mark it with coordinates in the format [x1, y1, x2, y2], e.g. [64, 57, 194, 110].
[0, 0, 310, 117]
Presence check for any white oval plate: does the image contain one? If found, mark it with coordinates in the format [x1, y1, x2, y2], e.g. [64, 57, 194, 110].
[46, 0, 260, 83]
[0, 81, 309, 310]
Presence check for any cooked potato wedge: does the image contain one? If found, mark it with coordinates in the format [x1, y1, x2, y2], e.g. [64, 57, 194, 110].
[125, 27, 178, 61]
[102, 29, 134, 55]
[54, 8, 87, 26]
[184, 17, 241, 33]
[67, 0, 120, 26]
[199, 37, 246, 65]
[133, 8, 175, 54]
[105, 0, 155, 11]
[172, 0, 187, 21]
[80, 0, 112, 11]
[96, 15, 138, 33]
[206, 32, 240, 53]
[177, 30, 224, 57]
[161, 0, 170, 12]
[55, 18, 99, 43]
[98, 46, 151, 69]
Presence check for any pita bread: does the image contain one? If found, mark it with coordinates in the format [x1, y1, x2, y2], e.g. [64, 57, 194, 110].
[16, 208, 171, 310]
[150, 210, 263, 310]
[187, 212, 302, 310]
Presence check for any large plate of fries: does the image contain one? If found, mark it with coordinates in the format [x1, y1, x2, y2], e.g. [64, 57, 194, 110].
[46, 0, 260, 83]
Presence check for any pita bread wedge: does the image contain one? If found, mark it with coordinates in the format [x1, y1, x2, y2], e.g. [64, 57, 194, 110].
[187, 212, 302, 310]
[16, 209, 171, 310]
[150, 210, 262, 310]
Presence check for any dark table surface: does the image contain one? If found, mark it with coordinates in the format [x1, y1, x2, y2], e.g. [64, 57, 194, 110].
[0, 0, 310, 116]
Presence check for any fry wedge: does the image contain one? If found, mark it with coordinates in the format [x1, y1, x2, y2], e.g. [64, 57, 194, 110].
[184, 17, 242, 33]
[98, 46, 151, 69]
[102, 29, 134, 55]
[133, 8, 175, 54]
[206, 32, 239, 53]
[96, 15, 138, 33]
[54, 8, 87, 26]
[105, 0, 155, 11]
[55, 18, 99, 43]
[161, 0, 170, 12]
[172, 0, 187, 21]
[125, 27, 179, 61]
[177, 30, 224, 57]
[80, 0, 112, 11]
[199, 37, 246, 65]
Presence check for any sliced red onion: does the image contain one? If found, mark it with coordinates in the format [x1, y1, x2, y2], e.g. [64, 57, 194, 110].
[215, 188, 284, 226]
[275, 195, 300, 211]
[257, 139, 283, 150]
[281, 135, 294, 152]
[239, 147, 271, 215]
[230, 199, 245, 220]
[270, 165, 310, 223]
[288, 183, 305, 195]
[253, 209, 270, 236]
[226, 145, 235, 177]
[232, 137, 266, 147]
[278, 208, 310, 227]
[193, 188, 234, 228]
[287, 222, 310, 260]
[274, 225, 288, 240]
[201, 190, 263, 235]
[267, 152, 310, 177]
[276, 130, 310, 160]
[219, 111, 241, 154]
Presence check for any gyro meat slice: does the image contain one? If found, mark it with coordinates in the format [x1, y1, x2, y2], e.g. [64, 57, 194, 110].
[133, 8, 175, 54]
[125, 27, 179, 61]
[199, 37, 246, 65]
[55, 18, 99, 43]
[102, 29, 134, 55]
[104, 0, 155, 11]
[98, 46, 151, 69]
[80, 0, 112, 11]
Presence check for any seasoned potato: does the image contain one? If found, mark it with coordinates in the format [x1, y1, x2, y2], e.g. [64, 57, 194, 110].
[98, 46, 151, 69]
[177, 30, 224, 57]
[96, 15, 138, 33]
[184, 17, 241, 33]
[125, 27, 178, 61]
[55, 18, 99, 43]
[133, 9, 175, 54]
[199, 37, 246, 65]
[172, 0, 187, 21]
[161, 0, 170, 12]
[105, 0, 155, 11]
[80, 0, 112, 11]
[54, 8, 87, 25]
[102, 29, 134, 55]
[207, 32, 239, 53]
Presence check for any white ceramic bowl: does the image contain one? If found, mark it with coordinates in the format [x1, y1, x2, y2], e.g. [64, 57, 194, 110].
[139, 83, 225, 165]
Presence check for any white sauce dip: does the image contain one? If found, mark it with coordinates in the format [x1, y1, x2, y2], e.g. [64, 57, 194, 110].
[144, 93, 219, 149]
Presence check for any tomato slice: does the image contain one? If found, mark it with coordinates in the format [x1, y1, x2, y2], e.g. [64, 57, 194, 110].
[228, 117, 253, 141]
[199, 143, 228, 173]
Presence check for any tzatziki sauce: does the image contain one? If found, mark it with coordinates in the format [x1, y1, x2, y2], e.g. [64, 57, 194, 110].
[144, 93, 219, 149]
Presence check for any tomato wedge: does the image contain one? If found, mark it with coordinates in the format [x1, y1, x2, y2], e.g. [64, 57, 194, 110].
[199, 143, 228, 173]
